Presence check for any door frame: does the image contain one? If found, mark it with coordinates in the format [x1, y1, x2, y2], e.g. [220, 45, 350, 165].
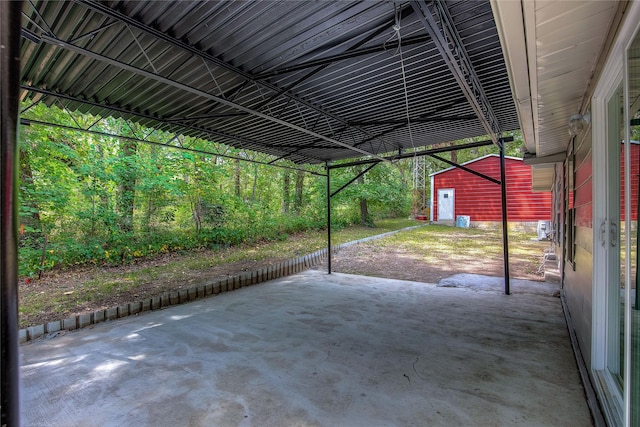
[592, 50, 625, 427]
[437, 188, 455, 221]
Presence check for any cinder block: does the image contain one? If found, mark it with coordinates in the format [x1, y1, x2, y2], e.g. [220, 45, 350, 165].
[205, 283, 213, 296]
[78, 313, 92, 328]
[106, 307, 118, 320]
[129, 301, 142, 315]
[198, 285, 206, 298]
[274, 264, 281, 279]
[46, 321, 61, 334]
[221, 279, 228, 292]
[179, 289, 189, 303]
[117, 304, 129, 318]
[62, 317, 77, 330]
[19, 329, 27, 344]
[213, 283, 221, 295]
[28, 324, 45, 340]
[169, 291, 179, 305]
[94, 310, 105, 324]
[151, 296, 161, 310]
[142, 299, 151, 312]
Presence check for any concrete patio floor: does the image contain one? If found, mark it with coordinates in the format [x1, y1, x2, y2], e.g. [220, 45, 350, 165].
[20, 270, 591, 426]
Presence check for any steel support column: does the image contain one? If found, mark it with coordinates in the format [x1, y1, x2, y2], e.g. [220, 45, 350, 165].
[326, 164, 332, 275]
[1, 1, 23, 425]
[500, 142, 510, 295]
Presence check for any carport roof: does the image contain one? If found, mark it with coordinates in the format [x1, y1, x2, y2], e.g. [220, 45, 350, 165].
[20, 0, 519, 165]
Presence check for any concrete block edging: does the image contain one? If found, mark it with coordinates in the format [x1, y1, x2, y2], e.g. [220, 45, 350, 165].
[19, 224, 424, 344]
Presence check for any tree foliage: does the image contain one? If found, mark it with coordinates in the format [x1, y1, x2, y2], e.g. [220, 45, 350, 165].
[18, 103, 413, 277]
[19, 103, 523, 277]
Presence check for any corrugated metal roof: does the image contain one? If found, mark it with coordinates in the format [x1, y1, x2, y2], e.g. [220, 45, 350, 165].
[20, 0, 519, 164]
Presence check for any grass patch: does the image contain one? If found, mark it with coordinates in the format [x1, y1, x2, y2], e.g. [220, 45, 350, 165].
[19, 218, 420, 327]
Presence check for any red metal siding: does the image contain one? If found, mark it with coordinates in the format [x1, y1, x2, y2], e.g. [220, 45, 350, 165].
[574, 141, 592, 228]
[621, 143, 640, 221]
[432, 156, 551, 222]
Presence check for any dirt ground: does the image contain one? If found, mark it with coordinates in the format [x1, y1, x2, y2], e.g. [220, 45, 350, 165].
[316, 243, 544, 284]
[19, 231, 546, 329]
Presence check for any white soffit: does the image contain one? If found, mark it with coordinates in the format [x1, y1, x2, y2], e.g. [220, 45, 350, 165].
[494, 0, 619, 159]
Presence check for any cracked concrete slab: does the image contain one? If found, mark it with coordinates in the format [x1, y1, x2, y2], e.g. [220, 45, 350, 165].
[20, 270, 590, 426]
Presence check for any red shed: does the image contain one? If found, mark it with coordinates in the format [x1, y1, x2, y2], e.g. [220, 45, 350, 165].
[429, 154, 551, 225]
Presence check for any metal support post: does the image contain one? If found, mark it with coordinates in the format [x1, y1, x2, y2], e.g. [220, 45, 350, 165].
[499, 142, 511, 295]
[326, 164, 332, 274]
[1, 1, 23, 425]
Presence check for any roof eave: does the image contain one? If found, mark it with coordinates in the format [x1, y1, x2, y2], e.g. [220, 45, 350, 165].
[491, 0, 537, 155]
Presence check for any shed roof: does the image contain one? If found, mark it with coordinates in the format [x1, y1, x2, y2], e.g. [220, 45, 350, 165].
[20, 0, 519, 164]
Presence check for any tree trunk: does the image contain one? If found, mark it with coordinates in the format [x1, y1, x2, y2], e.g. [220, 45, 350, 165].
[116, 139, 137, 233]
[359, 197, 370, 226]
[18, 146, 43, 242]
[234, 158, 241, 198]
[294, 170, 304, 213]
[250, 163, 258, 203]
[355, 166, 372, 226]
[282, 169, 291, 214]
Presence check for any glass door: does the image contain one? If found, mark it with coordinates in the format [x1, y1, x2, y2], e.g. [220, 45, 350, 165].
[607, 84, 625, 391]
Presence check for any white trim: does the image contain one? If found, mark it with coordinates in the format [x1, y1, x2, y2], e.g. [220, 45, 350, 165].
[428, 154, 523, 177]
[430, 175, 435, 221]
[592, 57, 624, 427]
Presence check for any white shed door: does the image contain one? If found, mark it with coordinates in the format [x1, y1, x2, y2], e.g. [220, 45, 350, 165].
[437, 189, 454, 220]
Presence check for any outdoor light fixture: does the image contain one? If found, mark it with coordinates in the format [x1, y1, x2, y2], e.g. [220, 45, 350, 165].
[568, 111, 590, 136]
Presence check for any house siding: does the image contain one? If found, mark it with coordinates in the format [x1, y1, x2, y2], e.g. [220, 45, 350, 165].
[431, 155, 551, 222]
[562, 127, 593, 368]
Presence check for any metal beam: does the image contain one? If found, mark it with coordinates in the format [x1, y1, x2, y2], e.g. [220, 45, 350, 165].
[1, 1, 22, 425]
[353, 97, 467, 148]
[350, 115, 476, 126]
[328, 138, 511, 169]
[21, 118, 326, 177]
[428, 154, 501, 185]
[37, 35, 388, 162]
[410, 0, 502, 145]
[75, 0, 394, 159]
[21, 85, 325, 162]
[249, 4, 415, 151]
[255, 35, 430, 79]
[330, 163, 378, 198]
[326, 163, 332, 274]
[500, 143, 511, 294]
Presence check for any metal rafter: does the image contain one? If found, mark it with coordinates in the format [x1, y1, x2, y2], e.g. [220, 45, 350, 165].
[328, 138, 511, 169]
[410, 0, 502, 145]
[71, 0, 394, 160]
[255, 35, 430, 79]
[35, 35, 389, 162]
[20, 118, 325, 176]
[21, 85, 305, 159]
